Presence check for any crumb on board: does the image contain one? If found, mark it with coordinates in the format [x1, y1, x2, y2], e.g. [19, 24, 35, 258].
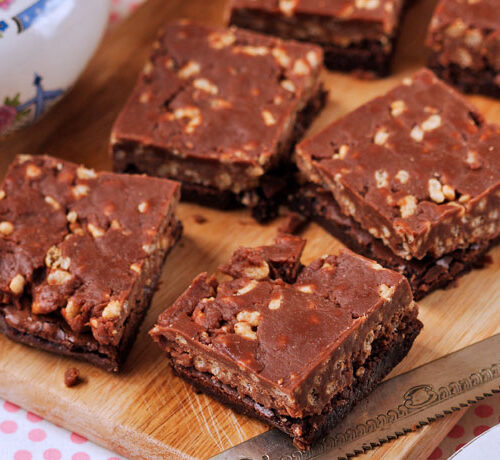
[278, 211, 307, 234]
[483, 254, 494, 265]
[64, 367, 81, 387]
[193, 214, 207, 224]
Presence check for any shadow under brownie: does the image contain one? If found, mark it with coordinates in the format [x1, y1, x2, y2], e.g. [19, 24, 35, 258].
[0, 155, 182, 372]
[150, 234, 422, 449]
[111, 21, 326, 222]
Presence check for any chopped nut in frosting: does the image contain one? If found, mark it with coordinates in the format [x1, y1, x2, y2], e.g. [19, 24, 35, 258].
[0, 221, 14, 236]
[9, 274, 25, 295]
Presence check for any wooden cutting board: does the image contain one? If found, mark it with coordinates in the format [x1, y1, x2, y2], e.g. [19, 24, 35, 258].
[1, 0, 499, 458]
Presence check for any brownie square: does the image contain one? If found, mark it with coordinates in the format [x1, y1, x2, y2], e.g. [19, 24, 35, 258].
[150, 234, 422, 449]
[111, 21, 326, 222]
[227, 0, 410, 77]
[427, 0, 500, 98]
[296, 69, 500, 263]
[0, 155, 182, 372]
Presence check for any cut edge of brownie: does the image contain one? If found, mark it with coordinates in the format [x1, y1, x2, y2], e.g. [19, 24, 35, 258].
[0, 220, 182, 372]
[322, 39, 395, 78]
[169, 310, 421, 450]
[428, 57, 500, 99]
[228, 1, 414, 78]
[290, 184, 494, 300]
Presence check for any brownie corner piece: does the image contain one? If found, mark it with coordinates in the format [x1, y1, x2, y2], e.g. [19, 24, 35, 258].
[110, 21, 326, 222]
[227, 0, 410, 77]
[426, 0, 500, 98]
[150, 237, 422, 449]
[219, 232, 306, 283]
[293, 68, 500, 298]
[0, 154, 182, 372]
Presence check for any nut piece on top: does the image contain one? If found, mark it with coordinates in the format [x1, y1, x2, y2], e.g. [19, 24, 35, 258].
[426, 0, 500, 98]
[0, 155, 182, 372]
[292, 69, 500, 299]
[150, 234, 422, 449]
[228, 0, 411, 77]
[110, 21, 326, 223]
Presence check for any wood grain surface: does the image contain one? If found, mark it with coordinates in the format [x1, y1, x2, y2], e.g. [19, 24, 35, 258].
[0, 0, 499, 458]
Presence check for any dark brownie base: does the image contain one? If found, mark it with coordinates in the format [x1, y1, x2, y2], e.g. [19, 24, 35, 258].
[0, 314, 119, 371]
[327, 0, 415, 77]
[172, 316, 422, 450]
[322, 39, 393, 77]
[0, 222, 182, 373]
[178, 181, 240, 210]
[428, 57, 500, 99]
[290, 184, 494, 300]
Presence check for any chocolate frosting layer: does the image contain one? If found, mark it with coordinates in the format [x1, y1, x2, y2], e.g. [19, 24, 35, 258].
[427, 0, 500, 73]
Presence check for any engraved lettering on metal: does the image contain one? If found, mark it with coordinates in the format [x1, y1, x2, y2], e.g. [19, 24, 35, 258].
[274, 363, 500, 459]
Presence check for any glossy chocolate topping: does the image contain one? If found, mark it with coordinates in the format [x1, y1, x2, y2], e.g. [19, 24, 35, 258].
[427, 0, 500, 72]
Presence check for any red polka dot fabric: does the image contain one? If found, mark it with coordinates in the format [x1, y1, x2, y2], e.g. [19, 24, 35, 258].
[430, 397, 500, 458]
[109, 0, 145, 25]
[1, 399, 124, 460]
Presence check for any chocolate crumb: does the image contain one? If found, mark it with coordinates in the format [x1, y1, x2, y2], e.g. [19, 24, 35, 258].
[351, 69, 377, 80]
[278, 212, 307, 234]
[193, 214, 207, 224]
[64, 367, 81, 387]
